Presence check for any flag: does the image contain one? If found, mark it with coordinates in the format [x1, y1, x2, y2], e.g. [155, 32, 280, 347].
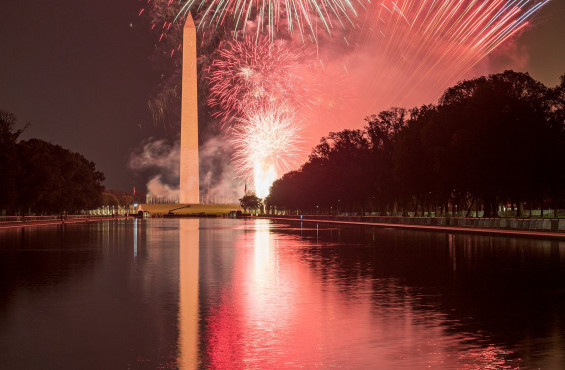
[133, 185, 136, 199]
[244, 182, 247, 194]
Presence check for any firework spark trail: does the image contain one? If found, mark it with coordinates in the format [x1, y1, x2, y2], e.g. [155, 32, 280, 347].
[230, 105, 305, 197]
[175, 0, 364, 39]
[356, 0, 551, 108]
[207, 37, 310, 126]
[142, 0, 549, 114]
[141, 0, 550, 195]
[141, 0, 186, 55]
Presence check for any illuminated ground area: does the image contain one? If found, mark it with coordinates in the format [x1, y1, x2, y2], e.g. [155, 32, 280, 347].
[140, 203, 239, 216]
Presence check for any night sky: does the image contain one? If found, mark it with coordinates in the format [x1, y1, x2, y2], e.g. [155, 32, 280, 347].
[1, 0, 564, 191]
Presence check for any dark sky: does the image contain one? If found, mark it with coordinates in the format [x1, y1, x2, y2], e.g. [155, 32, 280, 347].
[0, 0, 163, 191]
[1, 0, 564, 191]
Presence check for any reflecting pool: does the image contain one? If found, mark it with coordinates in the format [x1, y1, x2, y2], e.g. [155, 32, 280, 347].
[1, 218, 564, 368]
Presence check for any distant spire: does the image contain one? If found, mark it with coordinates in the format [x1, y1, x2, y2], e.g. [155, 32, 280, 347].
[184, 11, 195, 29]
[179, 7, 199, 204]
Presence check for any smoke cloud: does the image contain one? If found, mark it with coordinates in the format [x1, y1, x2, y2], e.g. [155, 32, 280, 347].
[199, 135, 241, 203]
[474, 39, 531, 77]
[129, 138, 180, 202]
[129, 136, 241, 203]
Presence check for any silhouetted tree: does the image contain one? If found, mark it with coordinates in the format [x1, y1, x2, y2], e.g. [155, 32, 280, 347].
[266, 171, 303, 213]
[102, 193, 120, 207]
[546, 73, 565, 216]
[239, 193, 262, 213]
[266, 71, 565, 218]
[365, 107, 408, 214]
[0, 111, 28, 213]
[393, 105, 439, 216]
[16, 139, 105, 214]
[435, 71, 557, 216]
[1, 110, 106, 215]
[105, 189, 135, 206]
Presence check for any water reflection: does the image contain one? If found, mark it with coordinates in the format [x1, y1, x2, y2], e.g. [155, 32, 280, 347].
[178, 219, 199, 369]
[133, 219, 138, 259]
[198, 220, 565, 369]
[0, 220, 179, 369]
[0, 219, 563, 369]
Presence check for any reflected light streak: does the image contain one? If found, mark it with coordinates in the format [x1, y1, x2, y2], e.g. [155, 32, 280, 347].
[133, 219, 138, 260]
[178, 219, 200, 368]
[203, 220, 521, 368]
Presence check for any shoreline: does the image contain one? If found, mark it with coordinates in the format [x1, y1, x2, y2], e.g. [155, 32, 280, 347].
[258, 215, 565, 240]
[0, 216, 130, 230]
[3, 215, 564, 239]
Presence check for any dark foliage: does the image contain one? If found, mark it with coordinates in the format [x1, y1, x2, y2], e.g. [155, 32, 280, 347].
[239, 193, 262, 213]
[103, 189, 142, 206]
[0, 111, 27, 212]
[266, 71, 565, 217]
[0, 112, 105, 215]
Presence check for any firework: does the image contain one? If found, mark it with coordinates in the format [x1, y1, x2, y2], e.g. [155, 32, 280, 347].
[176, 0, 366, 40]
[143, 0, 550, 118]
[230, 105, 305, 197]
[355, 0, 551, 107]
[207, 37, 309, 126]
[140, 0, 551, 195]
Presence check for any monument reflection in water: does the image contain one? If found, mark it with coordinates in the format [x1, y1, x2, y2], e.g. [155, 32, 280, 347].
[178, 219, 199, 368]
[179, 219, 565, 368]
[0, 218, 564, 369]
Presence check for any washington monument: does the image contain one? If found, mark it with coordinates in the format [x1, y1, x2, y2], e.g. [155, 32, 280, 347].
[179, 13, 199, 203]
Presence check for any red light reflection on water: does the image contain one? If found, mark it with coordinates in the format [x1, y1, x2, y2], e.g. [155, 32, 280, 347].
[203, 220, 519, 368]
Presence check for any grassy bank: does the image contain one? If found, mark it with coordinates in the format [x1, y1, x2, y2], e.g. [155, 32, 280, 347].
[138, 204, 239, 216]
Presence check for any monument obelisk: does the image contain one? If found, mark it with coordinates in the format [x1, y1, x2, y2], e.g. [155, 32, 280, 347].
[179, 13, 199, 204]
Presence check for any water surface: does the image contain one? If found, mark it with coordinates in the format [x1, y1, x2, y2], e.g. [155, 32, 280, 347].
[1, 218, 564, 368]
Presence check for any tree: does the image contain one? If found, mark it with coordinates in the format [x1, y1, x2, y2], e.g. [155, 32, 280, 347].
[393, 105, 439, 216]
[365, 107, 408, 213]
[120, 194, 134, 206]
[105, 189, 134, 206]
[16, 139, 105, 214]
[0, 111, 28, 146]
[546, 73, 565, 216]
[239, 193, 262, 213]
[304, 130, 373, 213]
[0, 111, 28, 213]
[102, 193, 120, 207]
[265, 71, 565, 218]
[1, 110, 107, 215]
[435, 71, 557, 216]
[365, 107, 407, 152]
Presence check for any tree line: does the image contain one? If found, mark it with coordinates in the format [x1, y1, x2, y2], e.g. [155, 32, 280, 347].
[266, 71, 565, 218]
[0, 111, 105, 215]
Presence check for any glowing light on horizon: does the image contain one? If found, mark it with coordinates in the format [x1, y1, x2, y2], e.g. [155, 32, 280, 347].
[231, 105, 305, 198]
